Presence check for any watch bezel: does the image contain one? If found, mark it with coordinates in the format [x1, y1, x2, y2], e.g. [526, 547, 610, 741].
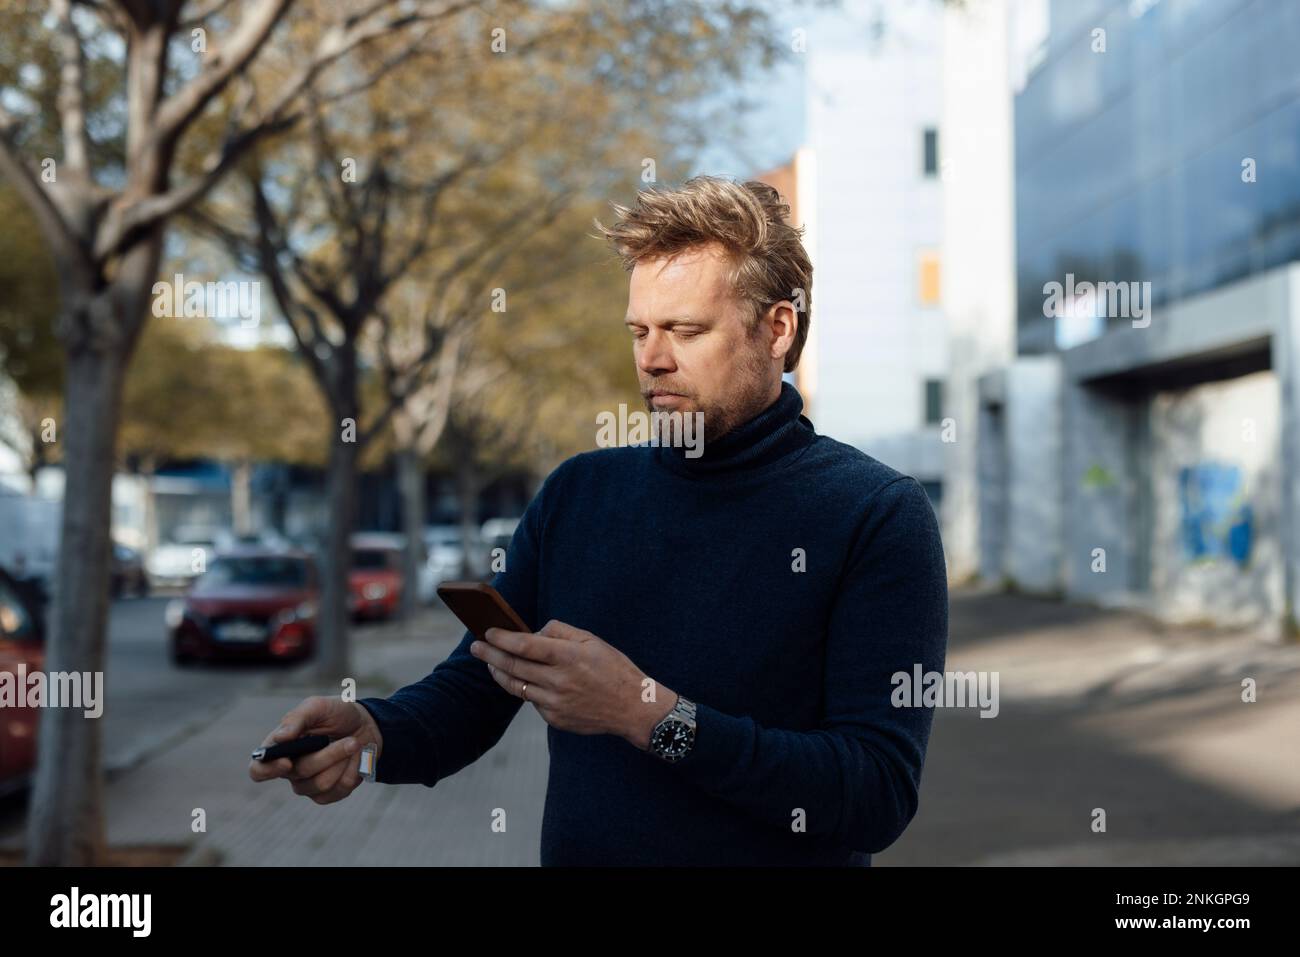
[649, 698, 697, 762]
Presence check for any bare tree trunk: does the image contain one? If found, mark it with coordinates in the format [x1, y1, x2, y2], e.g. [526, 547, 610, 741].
[396, 447, 424, 618]
[316, 439, 357, 682]
[25, 217, 161, 864]
[315, 350, 359, 683]
[24, 345, 123, 865]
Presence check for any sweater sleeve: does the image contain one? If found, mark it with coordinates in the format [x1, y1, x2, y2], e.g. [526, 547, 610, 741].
[356, 468, 555, 787]
[668, 476, 949, 853]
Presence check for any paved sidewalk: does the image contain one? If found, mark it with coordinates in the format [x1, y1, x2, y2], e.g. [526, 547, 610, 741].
[174, 609, 551, 866]
[879, 588, 1300, 866]
[2, 608, 551, 866]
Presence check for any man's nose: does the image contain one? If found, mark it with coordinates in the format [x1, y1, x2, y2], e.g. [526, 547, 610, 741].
[637, 328, 676, 375]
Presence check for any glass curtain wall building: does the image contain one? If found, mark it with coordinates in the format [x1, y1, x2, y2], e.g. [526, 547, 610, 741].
[1015, 0, 1300, 353]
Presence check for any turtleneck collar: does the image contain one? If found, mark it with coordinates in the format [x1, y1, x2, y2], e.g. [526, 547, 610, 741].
[653, 381, 816, 479]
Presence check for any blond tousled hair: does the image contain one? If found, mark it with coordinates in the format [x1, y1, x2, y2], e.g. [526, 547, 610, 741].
[593, 175, 812, 371]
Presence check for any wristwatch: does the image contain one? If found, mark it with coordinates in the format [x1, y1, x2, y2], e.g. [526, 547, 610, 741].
[648, 696, 697, 763]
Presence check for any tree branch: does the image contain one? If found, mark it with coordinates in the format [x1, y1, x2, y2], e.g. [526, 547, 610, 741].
[145, 0, 294, 158]
[94, 112, 297, 260]
[236, 0, 483, 160]
[0, 114, 83, 266]
[179, 0, 237, 30]
[52, 0, 93, 174]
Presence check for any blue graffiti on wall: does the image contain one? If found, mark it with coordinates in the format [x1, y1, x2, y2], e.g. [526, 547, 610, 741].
[1178, 462, 1253, 567]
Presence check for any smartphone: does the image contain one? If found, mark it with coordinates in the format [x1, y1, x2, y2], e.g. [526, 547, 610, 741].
[436, 581, 530, 640]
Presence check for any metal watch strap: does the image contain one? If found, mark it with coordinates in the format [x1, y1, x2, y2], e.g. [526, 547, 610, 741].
[650, 696, 697, 762]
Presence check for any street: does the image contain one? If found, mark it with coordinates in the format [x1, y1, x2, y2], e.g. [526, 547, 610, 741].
[99, 596, 287, 773]
[0, 596, 359, 846]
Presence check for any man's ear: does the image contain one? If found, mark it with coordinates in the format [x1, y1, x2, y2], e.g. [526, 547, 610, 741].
[766, 301, 798, 362]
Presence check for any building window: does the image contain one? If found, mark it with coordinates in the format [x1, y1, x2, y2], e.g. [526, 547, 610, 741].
[924, 379, 944, 425]
[922, 127, 939, 177]
[918, 250, 941, 306]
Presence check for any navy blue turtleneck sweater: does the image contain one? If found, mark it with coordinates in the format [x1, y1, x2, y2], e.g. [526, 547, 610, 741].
[359, 383, 948, 866]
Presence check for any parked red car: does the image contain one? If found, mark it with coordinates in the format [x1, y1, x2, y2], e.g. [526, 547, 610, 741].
[0, 568, 45, 794]
[168, 550, 318, 665]
[349, 534, 403, 621]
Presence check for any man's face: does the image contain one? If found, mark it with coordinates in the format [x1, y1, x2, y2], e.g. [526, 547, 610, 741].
[624, 242, 781, 443]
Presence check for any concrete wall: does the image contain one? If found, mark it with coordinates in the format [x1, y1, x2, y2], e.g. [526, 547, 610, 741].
[1281, 267, 1300, 635]
[1055, 263, 1300, 635]
[1148, 370, 1284, 626]
[976, 373, 1007, 582]
[940, 0, 1017, 580]
[977, 356, 1063, 593]
[1061, 379, 1140, 601]
[1005, 357, 1063, 592]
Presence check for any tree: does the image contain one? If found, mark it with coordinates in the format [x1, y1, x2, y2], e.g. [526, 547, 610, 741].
[0, 0, 466, 866]
[185, 85, 578, 678]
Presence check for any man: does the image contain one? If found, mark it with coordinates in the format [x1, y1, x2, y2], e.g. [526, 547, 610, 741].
[250, 175, 949, 866]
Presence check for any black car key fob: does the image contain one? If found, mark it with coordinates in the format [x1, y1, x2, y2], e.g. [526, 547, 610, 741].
[252, 734, 331, 762]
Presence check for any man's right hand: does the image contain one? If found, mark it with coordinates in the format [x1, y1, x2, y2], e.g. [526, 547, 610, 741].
[249, 696, 384, 805]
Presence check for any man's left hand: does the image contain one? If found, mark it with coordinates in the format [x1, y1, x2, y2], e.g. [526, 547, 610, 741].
[470, 619, 676, 749]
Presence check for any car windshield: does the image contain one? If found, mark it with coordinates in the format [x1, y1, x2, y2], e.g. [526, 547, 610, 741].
[196, 556, 306, 589]
[353, 549, 393, 570]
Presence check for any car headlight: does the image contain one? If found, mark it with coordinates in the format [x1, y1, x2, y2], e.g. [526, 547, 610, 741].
[273, 600, 317, 627]
[363, 583, 388, 600]
[165, 599, 186, 629]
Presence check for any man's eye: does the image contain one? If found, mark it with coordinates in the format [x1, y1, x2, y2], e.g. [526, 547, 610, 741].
[630, 328, 647, 339]
[676, 329, 701, 339]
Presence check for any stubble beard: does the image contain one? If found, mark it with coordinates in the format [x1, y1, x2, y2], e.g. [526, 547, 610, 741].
[644, 338, 775, 448]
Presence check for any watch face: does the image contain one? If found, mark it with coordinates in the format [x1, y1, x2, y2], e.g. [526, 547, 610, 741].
[652, 719, 694, 759]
